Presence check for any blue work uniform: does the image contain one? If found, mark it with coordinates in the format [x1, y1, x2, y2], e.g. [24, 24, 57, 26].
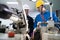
[34, 10, 58, 29]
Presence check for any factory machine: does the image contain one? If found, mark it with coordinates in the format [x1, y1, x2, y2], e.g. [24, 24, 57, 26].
[0, 1, 30, 40]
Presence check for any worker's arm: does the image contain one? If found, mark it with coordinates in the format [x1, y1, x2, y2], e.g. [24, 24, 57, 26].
[33, 14, 41, 31]
[33, 17, 37, 30]
[53, 12, 59, 22]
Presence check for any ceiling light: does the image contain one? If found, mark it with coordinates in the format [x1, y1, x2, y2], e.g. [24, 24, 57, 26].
[32, 0, 36, 2]
[6, 2, 18, 4]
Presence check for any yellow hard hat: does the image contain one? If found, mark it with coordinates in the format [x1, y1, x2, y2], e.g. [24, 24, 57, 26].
[36, 0, 44, 8]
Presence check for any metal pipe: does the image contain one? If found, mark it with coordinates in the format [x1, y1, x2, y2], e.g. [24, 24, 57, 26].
[49, 3, 53, 20]
[16, 0, 28, 32]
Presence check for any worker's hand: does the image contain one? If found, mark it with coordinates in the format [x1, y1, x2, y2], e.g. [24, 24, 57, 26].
[32, 28, 37, 39]
[36, 26, 40, 30]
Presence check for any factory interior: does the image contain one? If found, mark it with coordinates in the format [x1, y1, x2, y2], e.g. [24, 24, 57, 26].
[0, 0, 60, 40]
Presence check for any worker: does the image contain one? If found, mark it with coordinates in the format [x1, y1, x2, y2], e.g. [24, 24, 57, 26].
[32, 0, 59, 40]
[23, 4, 34, 37]
[33, 0, 59, 29]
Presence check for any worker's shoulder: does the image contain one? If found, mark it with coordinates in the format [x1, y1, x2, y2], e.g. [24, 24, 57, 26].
[35, 14, 40, 18]
[35, 14, 40, 19]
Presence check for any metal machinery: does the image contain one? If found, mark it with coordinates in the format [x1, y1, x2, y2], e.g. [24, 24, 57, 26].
[0, 2, 30, 40]
[10, 0, 30, 40]
[10, 9, 30, 40]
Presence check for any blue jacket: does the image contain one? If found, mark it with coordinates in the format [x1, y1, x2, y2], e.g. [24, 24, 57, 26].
[34, 10, 58, 29]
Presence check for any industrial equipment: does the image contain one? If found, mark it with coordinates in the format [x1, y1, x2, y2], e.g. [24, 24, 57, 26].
[0, 2, 30, 40]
